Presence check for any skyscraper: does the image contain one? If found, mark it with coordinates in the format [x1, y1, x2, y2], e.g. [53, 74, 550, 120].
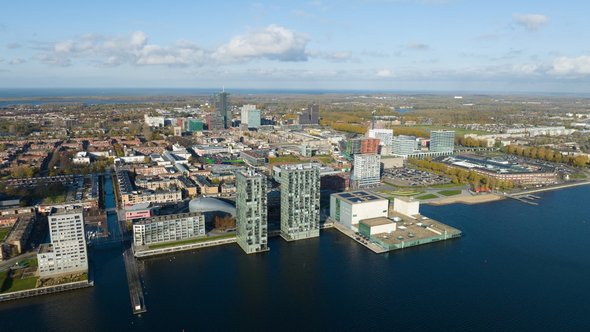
[392, 135, 418, 156]
[430, 130, 455, 153]
[299, 104, 319, 125]
[37, 207, 88, 277]
[210, 91, 230, 129]
[236, 170, 269, 254]
[279, 164, 321, 241]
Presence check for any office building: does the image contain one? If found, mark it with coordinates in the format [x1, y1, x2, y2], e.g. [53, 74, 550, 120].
[346, 137, 380, 156]
[236, 170, 269, 254]
[430, 130, 455, 153]
[351, 154, 381, 189]
[330, 191, 389, 230]
[279, 164, 321, 241]
[240, 105, 261, 129]
[368, 129, 394, 147]
[392, 135, 418, 156]
[133, 212, 205, 247]
[37, 207, 88, 277]
[209, 91, 230, 129]
[188, 119, 204, 132]
[299, 104, 319, 125]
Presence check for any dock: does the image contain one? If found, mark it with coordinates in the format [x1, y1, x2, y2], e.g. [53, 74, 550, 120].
[123, 247, 146, 315]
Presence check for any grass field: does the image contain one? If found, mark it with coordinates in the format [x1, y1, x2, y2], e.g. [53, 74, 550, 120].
[0, 227, 10, 241]
[438, 189, 462, 196]
[416, 194, 438, 200]
[148, 233, 236, 250]
[2, 276, 38, 292]
[379, 190, 423, 197]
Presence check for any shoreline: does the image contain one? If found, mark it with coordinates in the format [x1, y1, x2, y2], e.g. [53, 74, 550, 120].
[425, 180, 590, 206]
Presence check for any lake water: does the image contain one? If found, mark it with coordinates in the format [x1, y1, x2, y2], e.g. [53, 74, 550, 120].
[0, 185, 589, 331]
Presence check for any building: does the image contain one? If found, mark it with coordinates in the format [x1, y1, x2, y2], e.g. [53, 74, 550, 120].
[240, 105, 261, 129]
[351, 154, 381, 189]
[299, 104, 319, 125]
[359, 217, 396, 237]
[392, 197, 420, 217]
[209, 91, 231, 129]
[368, 129, 394, 147]
[236, 170, 269, 254]
[330, 191, 389, 230]
[430, 130, 455, 153]
[133, 212, 205, 247]
[279, 164, 321, 241]
[392, 135, 417, 156]
[144, 114, 165, 127]
[346, 137, 380, 156]
[188, 119, 204, 132]
[37, 207, 88, 277]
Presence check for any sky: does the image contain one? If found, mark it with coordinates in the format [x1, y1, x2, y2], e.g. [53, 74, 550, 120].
[1, 0, 589, 93]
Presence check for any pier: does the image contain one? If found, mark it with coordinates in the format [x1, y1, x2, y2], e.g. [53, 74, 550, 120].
[123, 248, 146, 314]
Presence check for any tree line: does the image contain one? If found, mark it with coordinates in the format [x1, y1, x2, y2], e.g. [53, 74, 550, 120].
[407, 158, 515, 190]
[503, 144, 589, 167]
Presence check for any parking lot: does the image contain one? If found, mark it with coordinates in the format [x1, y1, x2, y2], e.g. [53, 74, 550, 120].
[382, 167, 450, 187]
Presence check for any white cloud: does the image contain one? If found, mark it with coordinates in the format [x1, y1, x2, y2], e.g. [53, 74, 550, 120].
[550, 56, 590, 76]
[9, 58, 25, 65]
[407, 42, 429, 51]
[513, 14, 548, 31]
[213, 25, 309, 62]
[376, 69, 394, 77]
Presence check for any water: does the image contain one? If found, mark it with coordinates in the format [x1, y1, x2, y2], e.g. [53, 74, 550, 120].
[1, 186, 589, 331]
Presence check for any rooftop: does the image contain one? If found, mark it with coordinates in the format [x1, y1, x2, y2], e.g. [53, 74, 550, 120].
[332, 190, 387, 204]
[361, 217, 394, 227]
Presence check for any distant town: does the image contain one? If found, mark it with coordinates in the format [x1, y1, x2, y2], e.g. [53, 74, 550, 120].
[0, 91, 589, 312]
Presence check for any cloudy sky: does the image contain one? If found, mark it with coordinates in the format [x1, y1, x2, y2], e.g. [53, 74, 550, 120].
[1, 0, 589, 92]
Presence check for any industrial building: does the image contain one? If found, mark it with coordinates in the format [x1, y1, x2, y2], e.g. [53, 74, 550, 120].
[236, 170, 269, 254]
[279, 164, 321, 241]
[133, 212, 205, 247]
[392, 197, 420, 217]
[37, 207, 88, 277]
[330, 191, 389, 231]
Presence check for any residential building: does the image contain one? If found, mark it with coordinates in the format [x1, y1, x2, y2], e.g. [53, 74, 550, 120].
[351, 154, 381, 189]
[236, 170, 269, 254]
[37, 207, 88, 277]
[279, 164, 321, 241]
[133, 212, 205, 247]
[368, 129, 394, 147]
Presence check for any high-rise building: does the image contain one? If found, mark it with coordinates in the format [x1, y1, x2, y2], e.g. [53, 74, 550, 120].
[240, 104, 261, 129]
[236, 170, 268, 254]
[209, 91, 230, 129]
[368, 129, 394, 147]
[279, 164, 321, 241]
[351, 154, 381, 189]
[37, 207, 88, 277]
[299, 104, 319, 125]
[392, 135, 418, 156]
[430, 130, 455, 153]
[346, 137, 380, 156]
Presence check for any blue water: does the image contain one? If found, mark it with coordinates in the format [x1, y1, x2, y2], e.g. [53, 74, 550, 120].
[0, 185, 589, 331]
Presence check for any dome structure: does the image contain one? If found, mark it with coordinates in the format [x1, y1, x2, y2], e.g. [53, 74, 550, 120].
[189, 197, 236, 216]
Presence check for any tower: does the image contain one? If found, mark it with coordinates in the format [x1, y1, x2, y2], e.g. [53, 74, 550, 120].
[236, 170, 269, 253]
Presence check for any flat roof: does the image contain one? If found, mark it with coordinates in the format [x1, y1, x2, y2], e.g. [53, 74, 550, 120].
[361, 217, 394, 227]
[333, 190, 388, 204]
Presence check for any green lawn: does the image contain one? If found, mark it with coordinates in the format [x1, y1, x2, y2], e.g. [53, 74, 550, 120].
[416, 194, 438, 200]
[269, 155, 301, 164]
[570, 173, 587, 179]
[1, 275, 38, 293]
[148, 233, 236, 250]
[438, 189, 462, 196]
[379, 190, 423, 197]
[0, 227, 10, 241]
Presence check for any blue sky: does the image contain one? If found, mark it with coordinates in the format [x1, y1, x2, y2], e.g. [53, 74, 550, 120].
[1, 0, 589, 92]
